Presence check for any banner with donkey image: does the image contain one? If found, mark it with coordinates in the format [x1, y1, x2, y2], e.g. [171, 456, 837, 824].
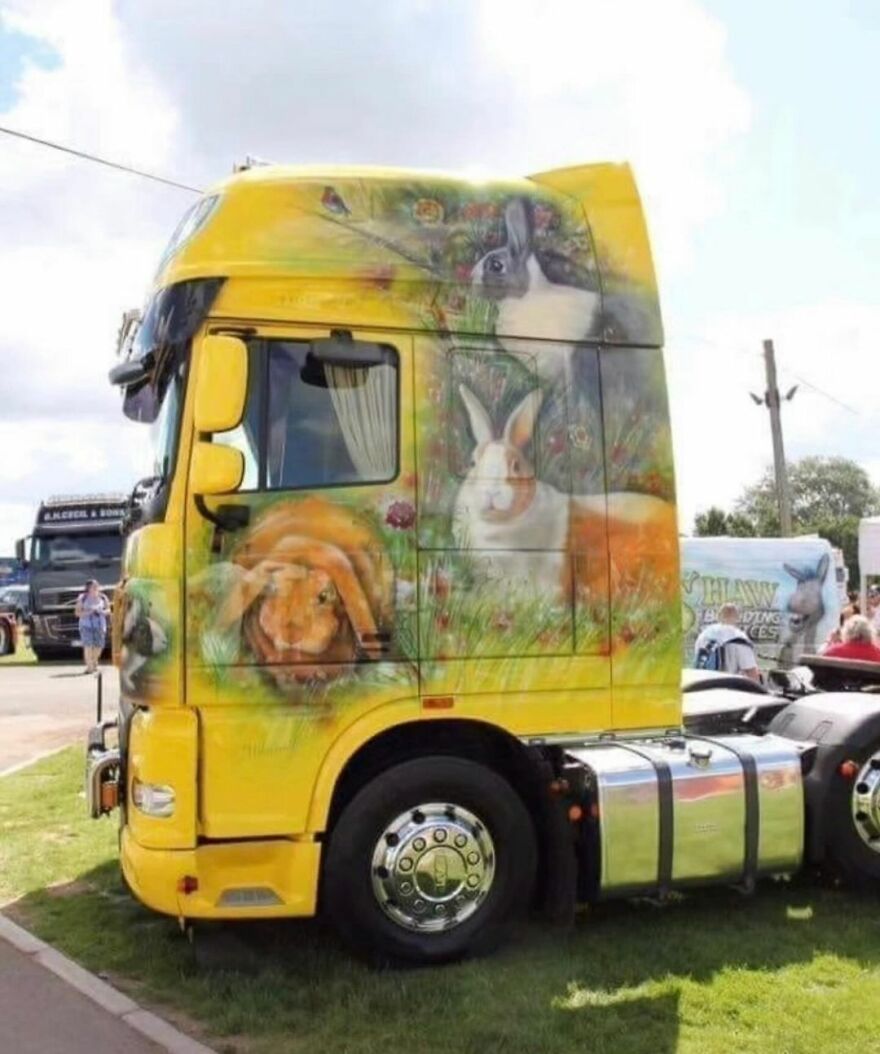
[681, 536, 842, 668]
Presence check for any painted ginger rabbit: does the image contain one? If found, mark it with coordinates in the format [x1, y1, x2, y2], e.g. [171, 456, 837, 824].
[453, 384, 679, 605]
[216, 496, 395, 685]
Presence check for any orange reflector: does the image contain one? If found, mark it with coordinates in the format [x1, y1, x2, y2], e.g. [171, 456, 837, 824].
[839, 760, 860, 780]
[568, 804, 584, 823]
[100, 782, 119, 811]
[423, 696, 454, 710]
[177, 875, 199, 895]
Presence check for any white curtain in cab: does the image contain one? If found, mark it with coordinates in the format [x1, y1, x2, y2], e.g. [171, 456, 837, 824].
[325, 363, 396, 481]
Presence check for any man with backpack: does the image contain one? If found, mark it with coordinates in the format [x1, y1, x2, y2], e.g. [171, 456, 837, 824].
[693, 602, 761, 682]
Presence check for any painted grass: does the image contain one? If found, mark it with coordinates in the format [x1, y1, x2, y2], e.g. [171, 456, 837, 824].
[4, 749, 880, 1054]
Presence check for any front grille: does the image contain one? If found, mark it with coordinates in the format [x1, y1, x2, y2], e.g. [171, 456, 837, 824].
[38, 586, 115, 611]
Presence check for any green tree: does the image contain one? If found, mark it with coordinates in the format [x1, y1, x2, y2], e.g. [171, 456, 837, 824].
[697, 457, 879, 581]
[693, 505, 756, 538]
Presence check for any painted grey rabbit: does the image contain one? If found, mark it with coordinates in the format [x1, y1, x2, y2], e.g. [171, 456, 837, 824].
[471, 198, 657, 380]
[471, 198, 600, 380]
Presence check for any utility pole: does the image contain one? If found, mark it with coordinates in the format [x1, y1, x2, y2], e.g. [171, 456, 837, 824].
[750, 339, 794, 536]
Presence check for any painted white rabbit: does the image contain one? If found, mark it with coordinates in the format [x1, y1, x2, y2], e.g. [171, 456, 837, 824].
[453, 384, 568, 589]
[471, 198, 601, 382]
[453, 384, 679, 602]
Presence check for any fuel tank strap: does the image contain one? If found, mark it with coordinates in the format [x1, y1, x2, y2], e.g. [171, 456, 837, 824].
[691, 736, 760, 891]
[613, 743, 674, 896]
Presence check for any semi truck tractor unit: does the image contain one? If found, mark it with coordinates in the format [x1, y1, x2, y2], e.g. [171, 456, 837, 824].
[18, 495, 125, 661]
[86, 161, 880, 964]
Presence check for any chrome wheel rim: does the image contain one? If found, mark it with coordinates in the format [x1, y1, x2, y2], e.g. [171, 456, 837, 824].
[852, 752, 880, 853]
[371, 802, 495, 932]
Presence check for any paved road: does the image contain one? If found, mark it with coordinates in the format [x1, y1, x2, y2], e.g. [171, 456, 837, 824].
[0, 939, 161, 1054]
[0, 663, 119, 774]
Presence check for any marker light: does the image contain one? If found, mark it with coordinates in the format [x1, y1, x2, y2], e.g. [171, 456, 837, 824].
[132, 779, 176, 818]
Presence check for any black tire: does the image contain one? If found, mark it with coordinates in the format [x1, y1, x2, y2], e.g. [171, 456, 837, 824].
[323, 756, 537, 965]
[824, 741, 880, 887]
[32, 645, 62, 662]
[0, 621, 10, 656]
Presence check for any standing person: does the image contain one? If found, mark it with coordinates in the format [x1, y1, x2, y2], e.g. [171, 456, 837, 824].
[74, 579, 110, 674]
[823, 615, 880, 663]
[693, 602, 761, 682]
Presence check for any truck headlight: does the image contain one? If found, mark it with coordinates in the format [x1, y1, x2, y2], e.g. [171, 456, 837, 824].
[131, 779, 175, 818]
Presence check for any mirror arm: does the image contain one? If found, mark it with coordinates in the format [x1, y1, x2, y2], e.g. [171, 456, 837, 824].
[193, 496, 250, 552]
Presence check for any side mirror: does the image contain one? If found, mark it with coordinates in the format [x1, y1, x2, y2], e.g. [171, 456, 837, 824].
[14, 538, 28, 566]
[193, 335, 248, 434]
[190, 442, 244, 496]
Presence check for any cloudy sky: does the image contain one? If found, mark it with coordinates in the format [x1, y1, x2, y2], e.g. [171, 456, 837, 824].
[0, 0, 878, 552]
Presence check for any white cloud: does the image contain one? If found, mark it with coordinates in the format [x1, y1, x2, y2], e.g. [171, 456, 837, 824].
[670, 300, 880, 531]
[0, 0, 186, 548]
[0, 0, 755, 551]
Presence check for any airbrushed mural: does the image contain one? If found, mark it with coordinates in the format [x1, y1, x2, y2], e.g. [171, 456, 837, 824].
[163, 174, 680, 710]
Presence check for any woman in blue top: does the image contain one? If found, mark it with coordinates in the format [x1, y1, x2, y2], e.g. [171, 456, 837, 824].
[74, 579, 110, 674]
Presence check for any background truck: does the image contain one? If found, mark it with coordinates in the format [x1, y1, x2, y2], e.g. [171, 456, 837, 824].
[16, 494, 126, 661]
[87, 161, 880, 966]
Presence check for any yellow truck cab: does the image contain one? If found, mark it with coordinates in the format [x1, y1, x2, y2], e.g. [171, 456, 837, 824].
[88, 162, 880, 963]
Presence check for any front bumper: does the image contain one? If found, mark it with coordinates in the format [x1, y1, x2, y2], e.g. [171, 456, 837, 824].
[121, 827, 321, 919]
[31, 614, 81, 647]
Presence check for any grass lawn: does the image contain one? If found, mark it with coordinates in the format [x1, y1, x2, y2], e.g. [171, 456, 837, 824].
[3, 749, 880, 1054]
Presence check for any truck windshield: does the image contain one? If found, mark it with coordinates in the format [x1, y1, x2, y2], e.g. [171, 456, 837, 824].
[32, 532, 123, 568]
[148, 361, 185, 480]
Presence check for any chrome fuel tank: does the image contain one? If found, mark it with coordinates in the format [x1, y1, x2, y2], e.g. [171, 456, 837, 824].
[568, 734, 804, 898]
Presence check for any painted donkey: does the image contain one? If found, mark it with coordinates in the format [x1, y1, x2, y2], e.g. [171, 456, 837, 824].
[778, 553, 830, 663]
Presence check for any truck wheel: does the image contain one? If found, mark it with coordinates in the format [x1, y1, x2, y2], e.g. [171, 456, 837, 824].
[323, 756, 537, 965]
[32, 645, 60, 662]
[826, 743, 880, 886]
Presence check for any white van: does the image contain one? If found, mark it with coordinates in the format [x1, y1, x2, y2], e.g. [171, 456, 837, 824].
[682, 536, 842, 667]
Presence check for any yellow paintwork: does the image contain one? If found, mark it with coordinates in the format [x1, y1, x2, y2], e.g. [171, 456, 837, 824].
[192, 335, 248, 433]
[189, 442, 244, 496]
[121, 827, 320, 918]
[116, 162, 679, 920]
[126, 708, 198, 849]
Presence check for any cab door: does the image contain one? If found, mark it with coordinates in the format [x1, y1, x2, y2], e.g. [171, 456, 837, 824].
[413, 335, 612, 734]
[185, 324, 418, 839]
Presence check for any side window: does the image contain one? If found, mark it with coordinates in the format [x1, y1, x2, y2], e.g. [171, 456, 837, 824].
[218, 337, 400, 491]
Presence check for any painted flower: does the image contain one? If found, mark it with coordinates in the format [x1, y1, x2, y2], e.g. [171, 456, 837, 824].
[548, 432, 566, 455]
[385, 500, 416, 530]
[413, 198, 444, 225]
[570, 425, 591, 451]
[428, 569, 451, 599]
[533, 204, 557, 230]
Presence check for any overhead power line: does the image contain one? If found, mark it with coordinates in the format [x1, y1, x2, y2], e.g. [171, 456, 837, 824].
[0, 124, 202, 194]
[776, 363, 860, 416]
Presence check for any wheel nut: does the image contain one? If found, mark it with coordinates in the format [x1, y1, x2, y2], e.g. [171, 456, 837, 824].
[454, 834, 467, 848]
[467, 852, 480, 865]
[434, 828, 447, 842]
[413, 837, 426, 852]
[467, 875, 480, 888]
[414, 900, 425, 912]
[400, 881, 412, 894]
[434, 904, 445, 915]
[400, 857, 413, 872]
